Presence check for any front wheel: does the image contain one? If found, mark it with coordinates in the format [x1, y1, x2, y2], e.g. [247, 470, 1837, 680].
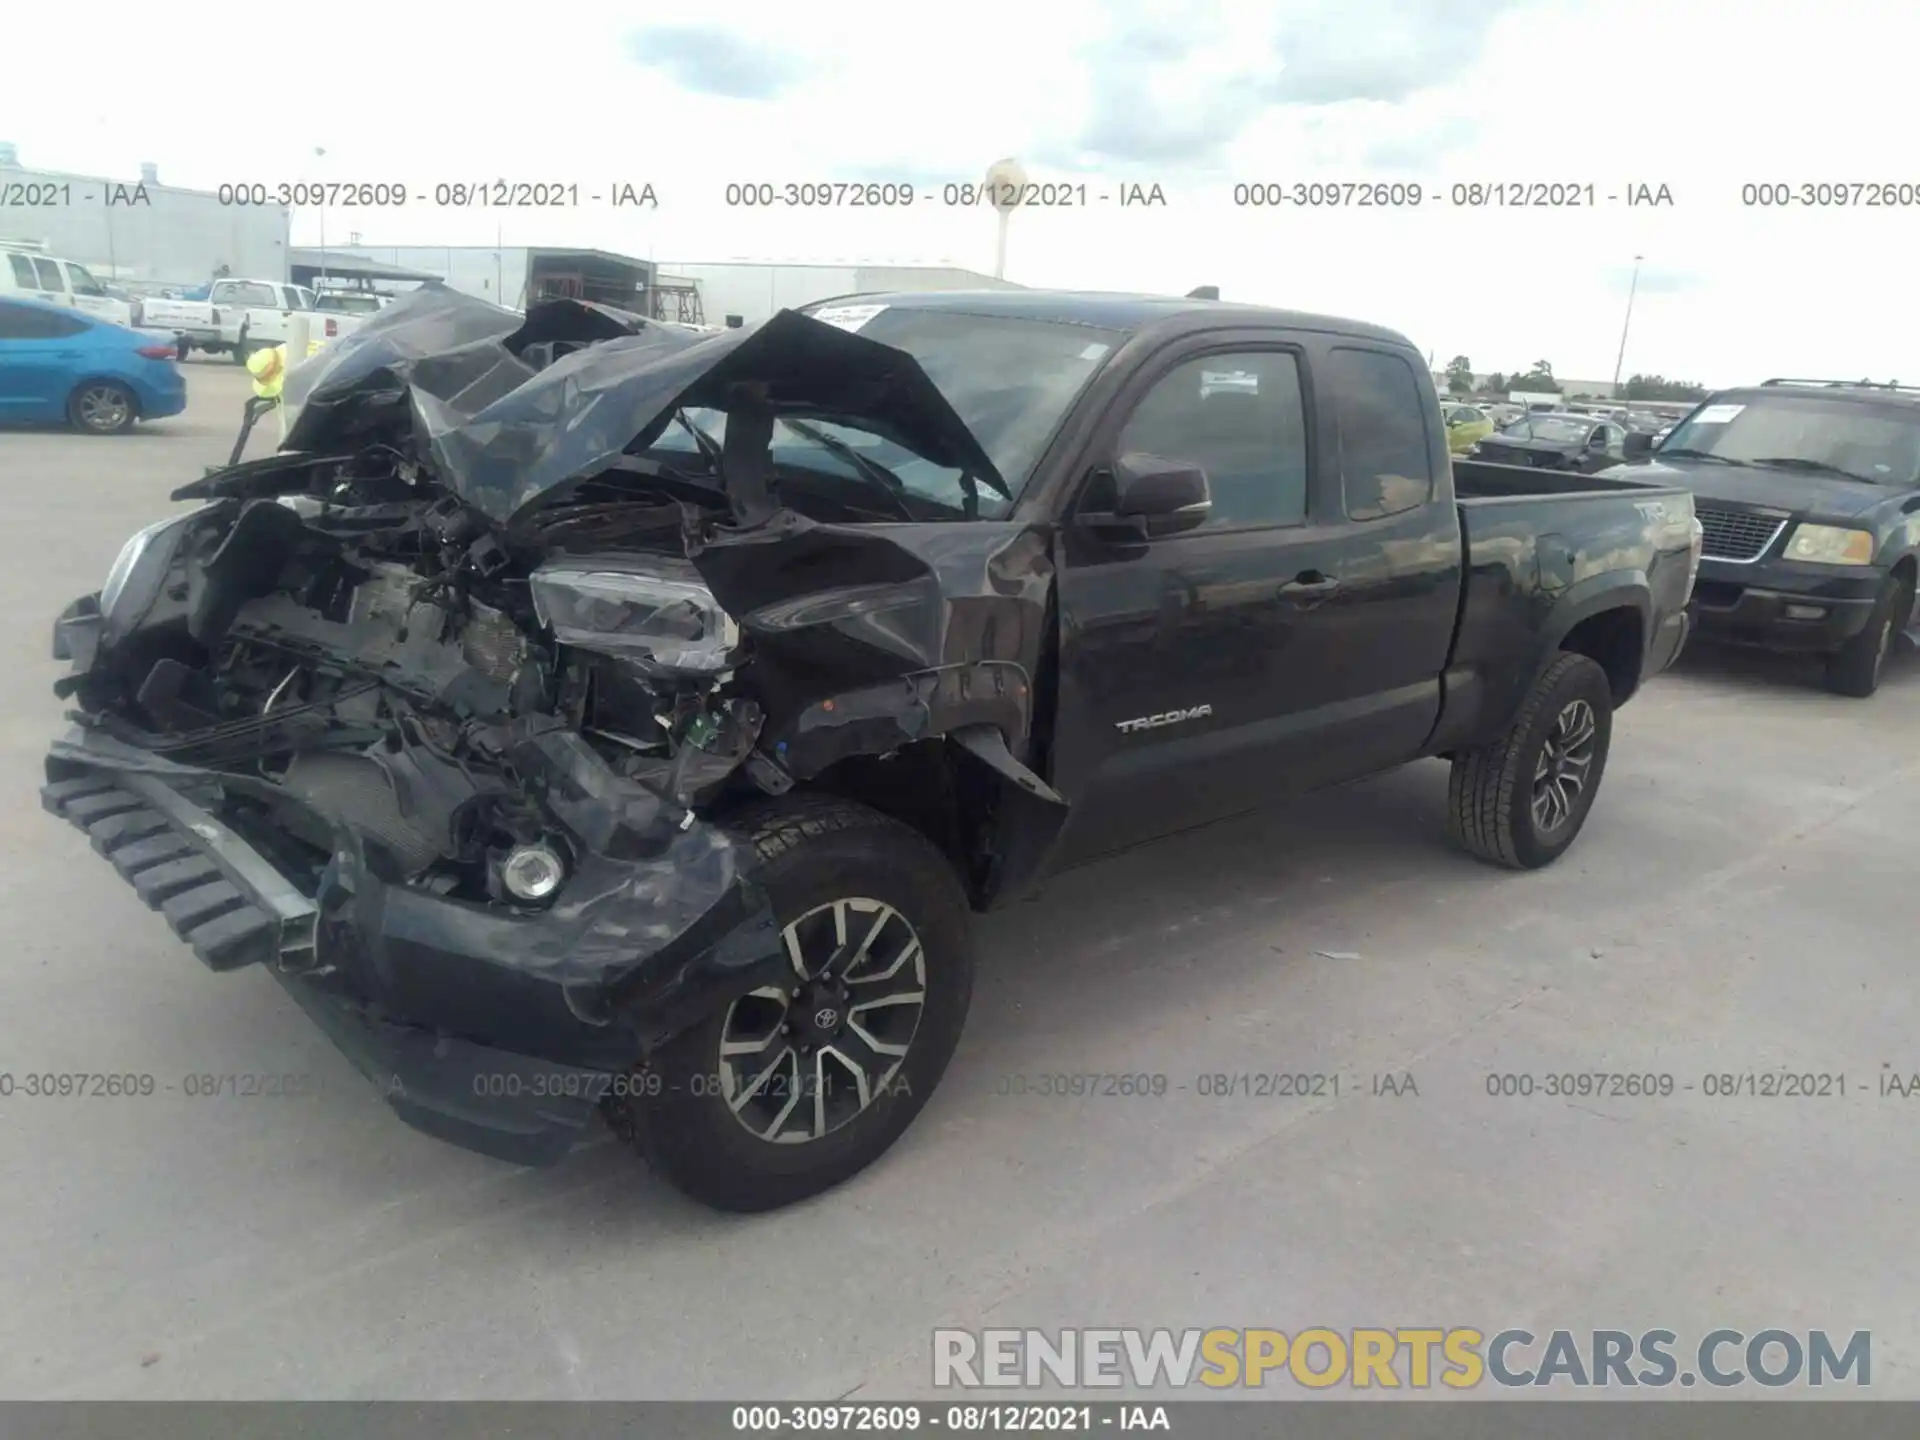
[1447, 651, 1615, 870]
[1823, 572, 1912, 698]
[67, 381, 137, 435]
[609, 795, 974, 1212]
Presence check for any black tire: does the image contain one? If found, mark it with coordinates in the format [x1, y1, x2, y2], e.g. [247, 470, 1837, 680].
[66, 380, 138, 435]
[1447, 651, 1615, 870]
[1823, 572, 1912, 698]
[609, 794, 974, 1212]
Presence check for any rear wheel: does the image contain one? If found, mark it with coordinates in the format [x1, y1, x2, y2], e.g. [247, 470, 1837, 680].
[609, 795, 974, 1212]
[1824, 572, 1912, 698]
[1447, 652, 1615, 870]
[67, 381, 137, 435]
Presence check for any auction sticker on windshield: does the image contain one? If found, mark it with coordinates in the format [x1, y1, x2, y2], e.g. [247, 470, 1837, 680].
[1692, 403, 1745, 424]
[809, 303, 889, 332]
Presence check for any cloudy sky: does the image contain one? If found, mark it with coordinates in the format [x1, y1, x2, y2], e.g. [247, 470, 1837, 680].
[6, 0, 1913, 384]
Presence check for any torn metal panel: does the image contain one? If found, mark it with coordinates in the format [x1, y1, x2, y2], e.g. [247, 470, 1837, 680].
[690, 512, 1056, 756]
[948, 723, 1071, 904]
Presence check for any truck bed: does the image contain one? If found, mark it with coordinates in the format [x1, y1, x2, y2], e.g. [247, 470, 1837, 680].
[1452, 456, 1669, 500]
[1430, 456, 1697, 756]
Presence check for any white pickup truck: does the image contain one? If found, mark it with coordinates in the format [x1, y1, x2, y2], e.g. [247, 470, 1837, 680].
[138, 279, 368, 362]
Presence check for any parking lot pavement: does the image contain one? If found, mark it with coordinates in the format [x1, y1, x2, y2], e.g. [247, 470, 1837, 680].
[2, 363, 1917, 1400]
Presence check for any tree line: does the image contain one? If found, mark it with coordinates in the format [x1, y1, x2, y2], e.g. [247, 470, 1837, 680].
[1444, 356, 1707, 402]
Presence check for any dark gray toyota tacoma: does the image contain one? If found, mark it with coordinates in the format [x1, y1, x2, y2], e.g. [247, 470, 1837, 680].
[41, 285, 1699, 1211]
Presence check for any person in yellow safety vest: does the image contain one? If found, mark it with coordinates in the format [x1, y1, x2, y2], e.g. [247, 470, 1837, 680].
[244, 336, 325, 403]
[245, 342, 287, 402]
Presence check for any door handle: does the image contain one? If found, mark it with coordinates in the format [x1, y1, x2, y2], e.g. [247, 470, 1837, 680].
[1277, 571, 1340, 605]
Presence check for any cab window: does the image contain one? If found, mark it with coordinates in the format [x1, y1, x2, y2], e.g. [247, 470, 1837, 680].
[65, 262, 106, 296]
[31, 257, 66, 291]
[7, 254, 34, 287]
[214, 281, 279, 307]
[1113, 350, 1310, 529]
[1326, 347, 1436, 521]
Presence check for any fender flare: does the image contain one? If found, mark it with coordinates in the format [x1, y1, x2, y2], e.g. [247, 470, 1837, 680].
[1487, 571, 1653, 738]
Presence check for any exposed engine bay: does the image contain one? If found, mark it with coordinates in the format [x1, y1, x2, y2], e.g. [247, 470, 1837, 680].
[63, 451, 774, 909]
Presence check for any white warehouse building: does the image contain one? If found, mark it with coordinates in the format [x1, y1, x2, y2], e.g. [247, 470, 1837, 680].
[0, 143, 290, 284]
[317, 249, 1022, 325]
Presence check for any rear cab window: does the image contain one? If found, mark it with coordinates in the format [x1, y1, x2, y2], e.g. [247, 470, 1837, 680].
[30, 257, 66, 292]
[7, 254, 35, 287]
[213, 281, 280, 308]
[1325, 347, 1437, 520]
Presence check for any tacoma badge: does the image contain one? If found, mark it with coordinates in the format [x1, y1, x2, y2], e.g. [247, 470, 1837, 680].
[1116, 704, 1213, 734]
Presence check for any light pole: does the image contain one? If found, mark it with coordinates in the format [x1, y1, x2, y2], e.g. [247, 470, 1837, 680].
[313, 146, 329, 291]
[1610, 254, 1643, 396]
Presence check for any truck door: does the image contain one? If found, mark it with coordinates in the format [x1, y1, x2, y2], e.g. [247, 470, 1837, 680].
[1049, 338, 1340, 863]
[1048, 336, 1462, 867]
[1282, 341, 1460, 777]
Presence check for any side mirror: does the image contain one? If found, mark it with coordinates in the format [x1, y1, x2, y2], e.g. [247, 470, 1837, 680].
[1078, 452, 1211, 540]
[1622, 432, 1654, 457]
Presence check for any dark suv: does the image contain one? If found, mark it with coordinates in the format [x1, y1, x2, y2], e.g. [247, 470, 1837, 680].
[1612, 379, 1920, 696]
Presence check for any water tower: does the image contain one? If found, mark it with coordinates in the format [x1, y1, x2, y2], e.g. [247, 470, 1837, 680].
[984, 157, 1027, 280]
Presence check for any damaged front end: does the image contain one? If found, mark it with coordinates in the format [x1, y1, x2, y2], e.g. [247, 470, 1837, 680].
[42, 285, 1066, 1166]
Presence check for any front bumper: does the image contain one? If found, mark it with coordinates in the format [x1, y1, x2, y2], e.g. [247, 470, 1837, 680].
[42, 726, 784, 1167]
[1687, 558, 1884, 652]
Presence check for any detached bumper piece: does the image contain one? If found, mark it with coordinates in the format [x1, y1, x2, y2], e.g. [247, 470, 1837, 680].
[40, 771, 315, 973]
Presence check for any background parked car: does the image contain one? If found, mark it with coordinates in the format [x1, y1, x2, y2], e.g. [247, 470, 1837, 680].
[313, 291, 392, 317]
[1443, 403, 1495, 453]
[1613, 378, 1920, 697]
[0, 245, 135, 327]
[0, 297, 186, 434]
[1470, 411, 1651, 472]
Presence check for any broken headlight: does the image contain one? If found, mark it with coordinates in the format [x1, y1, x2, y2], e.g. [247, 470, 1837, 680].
[529, 558, 740, 673]
[99, 505, 215, 641]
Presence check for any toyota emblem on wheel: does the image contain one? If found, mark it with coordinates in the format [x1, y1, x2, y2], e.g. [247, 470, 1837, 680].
[814, 1006, 840, 1029]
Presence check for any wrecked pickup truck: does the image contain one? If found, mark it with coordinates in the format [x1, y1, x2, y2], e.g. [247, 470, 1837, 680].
[41, 283, 1699, 1212]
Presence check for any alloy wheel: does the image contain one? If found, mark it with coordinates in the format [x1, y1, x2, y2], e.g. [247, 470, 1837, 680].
[77, 386, 130, 432]
[718, 897, 927, 1144]
[1531, 698, 1598, 834]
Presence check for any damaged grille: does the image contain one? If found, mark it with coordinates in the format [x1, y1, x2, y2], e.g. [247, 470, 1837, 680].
[1695, 503, 1788, 563]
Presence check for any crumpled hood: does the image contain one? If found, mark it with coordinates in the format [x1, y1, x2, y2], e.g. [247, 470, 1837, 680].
[274, 282, 1006, 524]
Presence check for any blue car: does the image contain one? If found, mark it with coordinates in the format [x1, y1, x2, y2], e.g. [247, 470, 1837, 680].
[0, 296, 187, 434]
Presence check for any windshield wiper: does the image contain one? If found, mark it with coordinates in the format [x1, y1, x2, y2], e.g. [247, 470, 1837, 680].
[781, 419, 921, 519]
[671, 410, 724, 473]
[1748, 456, 1882, 484]
[1657, 447, 1740, 464]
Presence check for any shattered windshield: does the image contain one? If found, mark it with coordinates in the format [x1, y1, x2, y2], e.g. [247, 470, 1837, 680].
[1659, 394, 1920, 484]
[650, 309, 1120, 517]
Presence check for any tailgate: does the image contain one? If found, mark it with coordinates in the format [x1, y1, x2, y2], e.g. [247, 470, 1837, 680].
[140, 300, 214, 328]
